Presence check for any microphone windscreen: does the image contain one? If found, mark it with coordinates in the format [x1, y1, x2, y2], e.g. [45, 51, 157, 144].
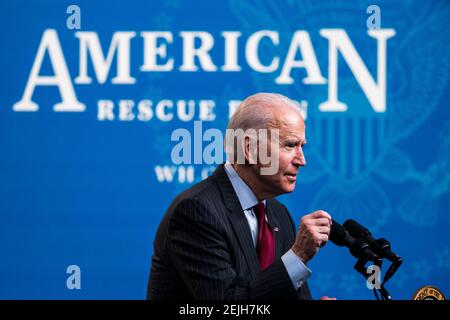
[343, 219, 369, 238]
[329, 220, 349, 247]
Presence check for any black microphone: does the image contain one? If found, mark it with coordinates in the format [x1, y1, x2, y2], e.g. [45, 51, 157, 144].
[343, 219, 402, 263]
[330, 220, 381, 264]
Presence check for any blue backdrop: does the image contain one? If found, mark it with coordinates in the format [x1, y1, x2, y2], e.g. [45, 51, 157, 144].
[1, 0, 449, 299]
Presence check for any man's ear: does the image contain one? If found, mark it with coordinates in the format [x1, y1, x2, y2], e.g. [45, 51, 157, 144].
[244, 134, 258, 164]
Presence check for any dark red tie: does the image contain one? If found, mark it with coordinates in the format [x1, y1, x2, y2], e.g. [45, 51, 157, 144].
[254, 202, 275, 270]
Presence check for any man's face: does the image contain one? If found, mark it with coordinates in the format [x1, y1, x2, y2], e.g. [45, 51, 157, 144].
[254, 110, 306, 197]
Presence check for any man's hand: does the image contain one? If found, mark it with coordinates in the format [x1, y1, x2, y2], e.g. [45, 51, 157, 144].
[320, 296, 337, 300]
[291, 210, 332, 264]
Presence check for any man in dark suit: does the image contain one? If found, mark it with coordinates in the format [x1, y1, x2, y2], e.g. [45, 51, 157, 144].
[147, 93, 334, 300]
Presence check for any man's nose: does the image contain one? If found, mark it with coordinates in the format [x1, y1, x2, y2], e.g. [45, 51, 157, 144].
[293, 147, 306, 166]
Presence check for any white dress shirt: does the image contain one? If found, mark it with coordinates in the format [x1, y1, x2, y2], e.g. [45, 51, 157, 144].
[224, 162, 311, 290]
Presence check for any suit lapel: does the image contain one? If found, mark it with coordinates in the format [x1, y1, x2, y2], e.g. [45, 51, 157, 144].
[213, 165, 260, 278]
[265, 200, 282, 259]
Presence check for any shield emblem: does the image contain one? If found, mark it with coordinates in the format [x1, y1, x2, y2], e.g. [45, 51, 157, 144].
[308, 111, 391, 186]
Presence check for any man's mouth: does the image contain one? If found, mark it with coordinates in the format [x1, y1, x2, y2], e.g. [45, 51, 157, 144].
[285, 173, 297, 180]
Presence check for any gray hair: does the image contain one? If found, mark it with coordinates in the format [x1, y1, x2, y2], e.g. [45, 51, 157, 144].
[227, 92, 303, 131]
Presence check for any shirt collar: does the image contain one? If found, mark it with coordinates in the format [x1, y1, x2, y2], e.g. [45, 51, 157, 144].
[224, 162, 265, 211]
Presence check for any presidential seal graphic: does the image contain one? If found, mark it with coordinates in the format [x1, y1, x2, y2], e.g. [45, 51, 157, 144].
[412, 286, 446, 300]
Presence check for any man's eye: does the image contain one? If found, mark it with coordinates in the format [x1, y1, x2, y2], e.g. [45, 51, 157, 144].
[285, 143, 296, 149]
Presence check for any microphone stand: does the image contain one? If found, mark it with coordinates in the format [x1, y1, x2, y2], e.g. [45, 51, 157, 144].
[378, 285, 392, 300]
[353, 257, 393, 300]
[376, 259, 403, 300]
[349, 236, 403, 300]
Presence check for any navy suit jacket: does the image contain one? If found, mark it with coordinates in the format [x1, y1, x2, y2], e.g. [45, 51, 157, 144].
[147, 164, 312, 300]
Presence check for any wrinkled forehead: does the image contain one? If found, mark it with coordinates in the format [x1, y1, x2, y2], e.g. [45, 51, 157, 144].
[269, 109, 305, 133]
[265, 115, 306, 145]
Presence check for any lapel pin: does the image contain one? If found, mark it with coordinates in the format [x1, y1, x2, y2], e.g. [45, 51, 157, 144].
[274, 227, 279, 232]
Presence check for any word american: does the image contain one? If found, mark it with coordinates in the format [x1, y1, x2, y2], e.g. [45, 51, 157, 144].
[13, 29, 395, 113]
